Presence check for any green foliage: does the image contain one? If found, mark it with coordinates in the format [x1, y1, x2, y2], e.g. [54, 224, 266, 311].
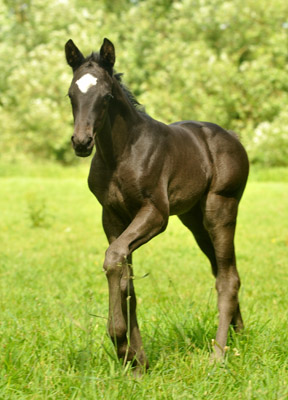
[26, 192, 51, 228]
[1, 0, 288, 165]
[0, 164, 288, 398]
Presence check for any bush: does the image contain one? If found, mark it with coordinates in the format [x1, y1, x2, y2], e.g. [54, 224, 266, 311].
[1, 0, 288, 165]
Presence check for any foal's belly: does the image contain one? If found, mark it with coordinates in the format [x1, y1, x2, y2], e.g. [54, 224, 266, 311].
[169, 196, 202, 216]
[167, 167, 209, 215]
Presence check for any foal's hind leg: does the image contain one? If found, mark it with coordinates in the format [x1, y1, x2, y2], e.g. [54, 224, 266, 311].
[203, 193, 243, 357]
[178, 204, 217, 276]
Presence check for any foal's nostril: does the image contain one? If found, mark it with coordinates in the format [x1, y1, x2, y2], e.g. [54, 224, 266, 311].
[71, 135, 93, 152]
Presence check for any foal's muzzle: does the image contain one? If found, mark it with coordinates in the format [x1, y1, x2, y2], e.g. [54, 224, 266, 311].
[71, 135, 94, 157]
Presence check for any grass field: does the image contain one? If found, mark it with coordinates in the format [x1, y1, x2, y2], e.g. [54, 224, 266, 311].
[0, 162, 287, 399]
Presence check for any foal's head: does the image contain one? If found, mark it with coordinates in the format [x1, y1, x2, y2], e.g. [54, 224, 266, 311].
[65, 38, 115, 157]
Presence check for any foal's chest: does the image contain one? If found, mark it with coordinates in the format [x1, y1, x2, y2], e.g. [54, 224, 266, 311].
[103, 172, 142, 217]
[89, 157, 137, 211]
[106, 179, 126, 208]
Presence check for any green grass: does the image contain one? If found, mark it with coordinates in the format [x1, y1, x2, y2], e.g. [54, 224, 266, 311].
[0, 163, 287, 399]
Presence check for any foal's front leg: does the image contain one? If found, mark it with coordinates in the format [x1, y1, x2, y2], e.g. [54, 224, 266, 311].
[120, 257, 148, 367]
[103, 203, 168, 369]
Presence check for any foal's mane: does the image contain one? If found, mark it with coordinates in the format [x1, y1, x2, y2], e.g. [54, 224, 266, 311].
[86, 52, 146, 114]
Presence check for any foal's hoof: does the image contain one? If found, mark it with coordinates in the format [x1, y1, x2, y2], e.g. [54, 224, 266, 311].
[131, 357, 149, 377]
[132, 365, 145, 378]
[121, 349, 149, 377]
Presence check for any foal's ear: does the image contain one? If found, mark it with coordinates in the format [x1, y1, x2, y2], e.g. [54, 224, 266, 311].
[65, 39, 85, 71]
[100, 38, 115, 71]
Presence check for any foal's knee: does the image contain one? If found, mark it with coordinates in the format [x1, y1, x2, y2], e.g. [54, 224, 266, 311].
[103, 244, 128, 274]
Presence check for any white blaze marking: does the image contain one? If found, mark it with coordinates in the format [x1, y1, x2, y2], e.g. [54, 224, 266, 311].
[76, 73, 97, 93]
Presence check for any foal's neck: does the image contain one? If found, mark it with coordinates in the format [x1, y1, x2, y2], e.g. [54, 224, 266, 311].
[96, 78, 143, 167]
